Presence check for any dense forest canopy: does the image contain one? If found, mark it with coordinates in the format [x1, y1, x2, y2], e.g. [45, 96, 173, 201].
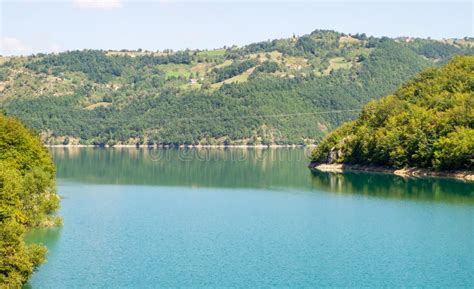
[0, 30, 472, 145]
[311, 56, 474, 171]
[0, 114, 61, 287]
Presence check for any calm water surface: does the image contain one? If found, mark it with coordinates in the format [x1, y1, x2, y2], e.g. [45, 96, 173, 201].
[26, 148, 474, 288]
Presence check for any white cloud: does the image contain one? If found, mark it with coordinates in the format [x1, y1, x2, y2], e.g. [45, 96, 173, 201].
[73, 0, 122, 10]
[0, 37, 31, 56]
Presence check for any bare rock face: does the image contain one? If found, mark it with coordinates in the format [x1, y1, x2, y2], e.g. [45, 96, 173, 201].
[326, 147, 343, 164]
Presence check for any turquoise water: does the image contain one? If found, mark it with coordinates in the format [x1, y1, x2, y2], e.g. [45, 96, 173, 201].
[26, 148, 474, 288]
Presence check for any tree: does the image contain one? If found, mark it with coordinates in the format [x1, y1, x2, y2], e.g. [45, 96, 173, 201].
[311, 55, 474, 171]
[0, 114, 61, 287]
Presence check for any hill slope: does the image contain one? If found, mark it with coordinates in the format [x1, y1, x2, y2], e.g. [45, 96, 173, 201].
[1, 30, 472, 145]
[311, 55, 473, 171]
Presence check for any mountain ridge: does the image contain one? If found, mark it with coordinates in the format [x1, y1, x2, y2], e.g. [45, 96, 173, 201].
[1, 29, 472, 145]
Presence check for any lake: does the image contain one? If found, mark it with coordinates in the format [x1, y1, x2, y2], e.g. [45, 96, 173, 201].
[25, 148, 474, 288]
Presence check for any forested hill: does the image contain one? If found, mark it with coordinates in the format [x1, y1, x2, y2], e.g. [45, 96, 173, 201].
[311, 55, 473, 171]
[1, 30, 472, 146]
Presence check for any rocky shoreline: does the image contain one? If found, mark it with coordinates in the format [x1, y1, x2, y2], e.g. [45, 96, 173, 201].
[309, 163, 474, 182]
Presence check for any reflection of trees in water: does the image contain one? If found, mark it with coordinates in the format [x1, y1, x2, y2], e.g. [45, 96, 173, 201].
[49, 148, 312, 189]
[22, 227, 62, 289]
[310, 170, 474, 204]
[49, 148, 472, 204]
[25, 227, 62, 250]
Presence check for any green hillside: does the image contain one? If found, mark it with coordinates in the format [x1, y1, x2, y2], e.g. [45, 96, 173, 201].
[1, 30, 472, 145]
[311, 55, 473, 171]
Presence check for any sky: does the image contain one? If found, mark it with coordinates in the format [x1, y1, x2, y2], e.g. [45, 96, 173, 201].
[1, 0, 473, 55]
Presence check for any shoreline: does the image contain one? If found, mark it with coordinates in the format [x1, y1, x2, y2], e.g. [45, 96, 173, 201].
[46, 144, 316, 149]
[309, 163, 474, 182]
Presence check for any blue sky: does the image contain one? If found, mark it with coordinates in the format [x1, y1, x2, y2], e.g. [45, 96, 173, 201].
[1, 0, 472, 55]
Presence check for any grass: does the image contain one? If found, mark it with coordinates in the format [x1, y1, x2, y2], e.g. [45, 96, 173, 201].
[106, 51, 161, 57]
[157, 61, 233, 79]
[346, 47, 373, 59]
[324, 57, 353, 75]
[179, 83, 202, 91]
[249, 51, 283, 63]
[196, 49, 226, 58]
[284, 56, 307, 66]
[339, 36, 361, 45]
[84, 102, 112, 110]
[211, 67, 255, 89]
[0, 69, 77, 100]
[212, 60, 233, 70]
[190, 63, 213, 75]
[158, 64, 193, 78]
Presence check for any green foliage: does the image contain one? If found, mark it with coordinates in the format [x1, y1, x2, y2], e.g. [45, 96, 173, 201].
[433, 127, 474, 170]
[1, 30, 471, 145]
[0, 115, 60, 288]
[210, 59, 258, 82]
[311, 56, 474, 171]
[296, 30, 340, 55]
[25, 50, 192, 83]
[254, 61, 280, 73]
[409, 39, 469, 59]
